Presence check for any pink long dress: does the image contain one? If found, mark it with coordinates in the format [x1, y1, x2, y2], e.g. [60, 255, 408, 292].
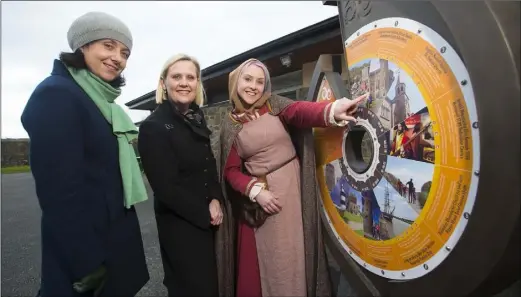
[224, 101, 332, 297]
[235, 112, 306, 296]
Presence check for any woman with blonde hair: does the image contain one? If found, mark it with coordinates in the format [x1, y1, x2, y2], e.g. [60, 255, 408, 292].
[138, 54, 224, 297]
[218, 58, 367, 297]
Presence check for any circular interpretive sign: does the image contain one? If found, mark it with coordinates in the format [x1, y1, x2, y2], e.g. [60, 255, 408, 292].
[314, 17, 480, 280]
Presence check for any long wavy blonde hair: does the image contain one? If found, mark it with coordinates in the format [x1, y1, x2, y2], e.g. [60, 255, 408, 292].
[155, 53, 205, 106]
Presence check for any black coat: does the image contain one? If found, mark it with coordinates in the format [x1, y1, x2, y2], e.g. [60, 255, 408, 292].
[138, 101, 222, 297]
[21, 60, 149, 297]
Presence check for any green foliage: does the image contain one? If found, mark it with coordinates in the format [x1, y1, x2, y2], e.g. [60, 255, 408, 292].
[1, 165, 31, 174]
[343, 210, 363, 223]
[349, 63, 370, 82]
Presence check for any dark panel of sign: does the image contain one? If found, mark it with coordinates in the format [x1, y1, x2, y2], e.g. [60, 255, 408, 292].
[312, 1, 520, 296]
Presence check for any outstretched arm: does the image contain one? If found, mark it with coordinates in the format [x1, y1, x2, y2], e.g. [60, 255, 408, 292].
[279, 100, 351, 129]
[278, 100, 332, 128]
[279, 94, 369, 129]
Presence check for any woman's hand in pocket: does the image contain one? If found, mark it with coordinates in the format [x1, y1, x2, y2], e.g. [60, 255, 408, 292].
[255, 189, 282, 214]
[209, 199, 223, 226]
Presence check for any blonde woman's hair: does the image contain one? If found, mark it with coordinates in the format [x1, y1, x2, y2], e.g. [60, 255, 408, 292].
[155, 53, 205, 106]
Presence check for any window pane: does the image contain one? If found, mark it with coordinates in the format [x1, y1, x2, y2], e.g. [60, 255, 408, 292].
[279, 91, 297, 100]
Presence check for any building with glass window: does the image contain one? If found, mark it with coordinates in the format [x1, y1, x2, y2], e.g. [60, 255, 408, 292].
[125, 15, 348, 115]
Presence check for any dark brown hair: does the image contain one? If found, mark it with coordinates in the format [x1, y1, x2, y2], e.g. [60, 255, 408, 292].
[59, 43, 126, 88]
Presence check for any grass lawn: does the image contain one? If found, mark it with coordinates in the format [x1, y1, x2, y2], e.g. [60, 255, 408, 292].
[343, 211, 363, 223]
[355, 230, 364, 236]
[1, 165, 31, 174]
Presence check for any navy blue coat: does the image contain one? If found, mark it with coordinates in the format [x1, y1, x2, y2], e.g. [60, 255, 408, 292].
[21, 60, 149, 297]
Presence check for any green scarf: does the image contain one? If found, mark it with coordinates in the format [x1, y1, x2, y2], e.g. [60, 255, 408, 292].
[66, 66, 148, 209]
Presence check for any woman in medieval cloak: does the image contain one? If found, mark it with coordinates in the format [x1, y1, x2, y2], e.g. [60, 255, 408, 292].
[214, 58, 367, 297]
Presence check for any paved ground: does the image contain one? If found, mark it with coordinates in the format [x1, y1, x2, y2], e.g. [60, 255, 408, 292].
[4, 173, 519, 297]
[1, 173, 166, 297]
[1, 173, 351, 297]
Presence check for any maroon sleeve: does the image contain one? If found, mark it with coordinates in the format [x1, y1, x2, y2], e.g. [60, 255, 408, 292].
[223, 143, 257, 196]
[278, 100, 333, 128]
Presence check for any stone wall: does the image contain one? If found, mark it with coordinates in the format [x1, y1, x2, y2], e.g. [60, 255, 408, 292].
[1, 102, 232, 168]
[1, 139, 29, 167]
[201, 101, 233, 166]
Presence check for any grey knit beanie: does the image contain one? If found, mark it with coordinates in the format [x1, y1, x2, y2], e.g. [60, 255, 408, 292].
[67, 11, 133, 52]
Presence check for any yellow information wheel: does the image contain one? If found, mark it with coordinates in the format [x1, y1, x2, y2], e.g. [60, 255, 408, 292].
[311, 2, 520, 295]
[316, 16, 479, 280]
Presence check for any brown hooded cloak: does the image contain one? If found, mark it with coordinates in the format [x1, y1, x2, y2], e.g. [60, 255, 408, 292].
[214, 59, 332, 297]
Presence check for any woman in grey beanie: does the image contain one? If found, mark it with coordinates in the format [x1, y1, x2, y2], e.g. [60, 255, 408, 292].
[21, 11, 149, 297]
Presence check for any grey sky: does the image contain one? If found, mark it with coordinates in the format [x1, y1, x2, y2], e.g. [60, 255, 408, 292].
[1, 1, 338, 138]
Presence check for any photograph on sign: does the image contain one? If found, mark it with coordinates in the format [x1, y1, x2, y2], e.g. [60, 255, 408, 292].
[314, 17, 479, 280]
[325, 161, 365, 237]
[324, 155, 433, 242]
[348, 58, 426, 132]
[389, 107, 435, 164]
